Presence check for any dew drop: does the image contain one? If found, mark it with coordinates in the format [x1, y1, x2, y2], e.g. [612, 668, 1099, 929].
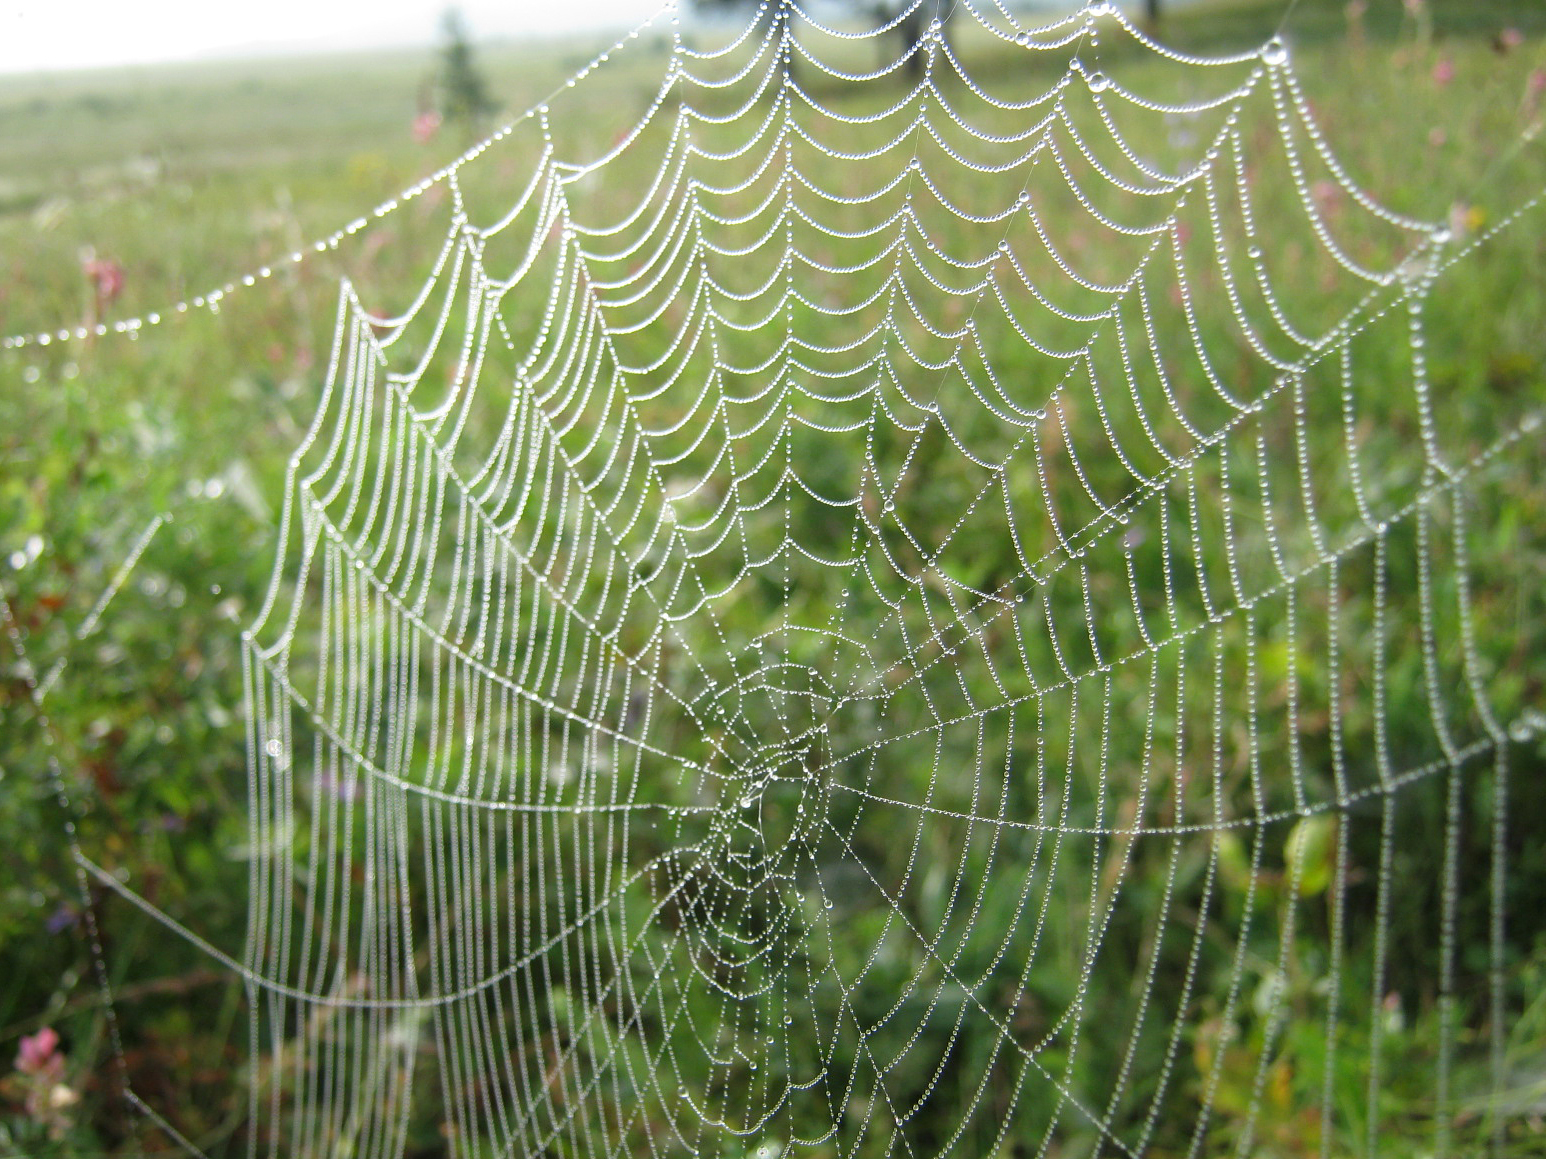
[1511, 708, 1546, 742]
[1086, 71, 1111, 94]
[1262, 38, 1288, 67]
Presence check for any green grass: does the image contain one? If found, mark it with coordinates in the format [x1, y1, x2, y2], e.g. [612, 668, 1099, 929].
[2, 1, 1546, 1156]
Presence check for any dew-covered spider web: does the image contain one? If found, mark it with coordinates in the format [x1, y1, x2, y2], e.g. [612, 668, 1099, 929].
[13, 1, 1546, 1157]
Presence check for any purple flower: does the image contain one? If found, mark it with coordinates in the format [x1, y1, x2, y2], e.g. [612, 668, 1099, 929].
[45, 905, 77, 935]
[318, 772, 359, 802]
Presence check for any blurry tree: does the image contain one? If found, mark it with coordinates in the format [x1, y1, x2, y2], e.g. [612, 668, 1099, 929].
[893, 0, 953, 79]
[437, 8, 496, 134]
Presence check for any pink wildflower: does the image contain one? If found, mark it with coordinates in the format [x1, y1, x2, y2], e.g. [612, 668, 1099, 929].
[15, 1027, 63, 1079]
[1497, 28, 1524, 53]
[412, 110, 442, 143]
[80, 248, 125, 336]
[1530, 68, 1546, 104]
[13, 1026, 74, 1140]
[82, 254, 125, 307]
[1432, 58, 1455, 86]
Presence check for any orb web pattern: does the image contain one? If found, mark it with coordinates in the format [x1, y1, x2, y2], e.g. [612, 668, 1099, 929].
[28, 3, 1544, 1158]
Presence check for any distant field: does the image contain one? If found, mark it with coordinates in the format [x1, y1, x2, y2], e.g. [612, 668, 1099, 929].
[0, 29, 674, 341]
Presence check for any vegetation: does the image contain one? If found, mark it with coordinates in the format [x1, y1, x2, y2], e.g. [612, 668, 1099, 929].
[1, 1, 1544, 1155]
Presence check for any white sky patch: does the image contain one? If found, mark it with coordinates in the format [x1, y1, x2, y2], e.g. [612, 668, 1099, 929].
[0, 0, 666, 74]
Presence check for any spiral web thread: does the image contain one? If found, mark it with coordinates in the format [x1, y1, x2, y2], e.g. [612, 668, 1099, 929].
[51, 1, 1546, 1156]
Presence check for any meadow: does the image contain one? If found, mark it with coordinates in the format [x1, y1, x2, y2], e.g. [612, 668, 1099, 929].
[2, 1, 1546, 1155]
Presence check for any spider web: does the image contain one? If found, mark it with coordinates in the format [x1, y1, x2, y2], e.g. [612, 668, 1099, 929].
[28, 2, 1546, 1157]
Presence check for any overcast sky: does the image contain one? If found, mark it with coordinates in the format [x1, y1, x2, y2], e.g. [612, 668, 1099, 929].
[0, 0, 668, 75]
